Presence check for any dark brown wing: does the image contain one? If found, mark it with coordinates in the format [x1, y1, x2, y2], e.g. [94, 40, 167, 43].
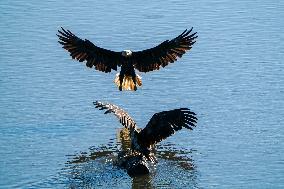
[131, 28, 197, 72]
[57, 27, 123, 73]
[137, 108, 197, 148]
[93, 101, 137, 130]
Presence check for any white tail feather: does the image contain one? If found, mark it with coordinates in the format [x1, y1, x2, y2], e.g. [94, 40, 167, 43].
[114, 74, 142, 91]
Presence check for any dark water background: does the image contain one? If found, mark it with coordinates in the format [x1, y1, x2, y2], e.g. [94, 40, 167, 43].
[1, 0, 283, 188]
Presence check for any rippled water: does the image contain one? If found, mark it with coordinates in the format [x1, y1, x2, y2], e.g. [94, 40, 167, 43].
[1, 0, 283, 188]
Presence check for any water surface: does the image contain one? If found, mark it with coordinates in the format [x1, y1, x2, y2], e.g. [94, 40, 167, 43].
[0, 0, 283, 188]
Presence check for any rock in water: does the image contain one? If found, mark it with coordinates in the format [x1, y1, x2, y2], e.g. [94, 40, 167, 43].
[115, 151, 150, 177]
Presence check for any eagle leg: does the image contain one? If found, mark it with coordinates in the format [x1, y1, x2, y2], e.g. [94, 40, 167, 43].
[119, 74, 124, 91]
[131, 72, 137, 91]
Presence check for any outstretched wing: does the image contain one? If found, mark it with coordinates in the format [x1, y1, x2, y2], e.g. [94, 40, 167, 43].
[137, 108, 197, 148]
[57, 27, 123, 73]
[131, 28, 197, 72]
[93, 101, 137, 130]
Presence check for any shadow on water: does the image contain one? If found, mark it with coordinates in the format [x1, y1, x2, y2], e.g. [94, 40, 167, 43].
[62, 129, 199, 189]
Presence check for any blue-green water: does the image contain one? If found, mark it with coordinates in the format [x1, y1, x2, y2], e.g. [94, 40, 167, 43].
[0, 0, 283, 188]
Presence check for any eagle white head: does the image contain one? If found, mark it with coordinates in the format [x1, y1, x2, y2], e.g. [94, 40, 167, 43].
[122, 50, 132, 57]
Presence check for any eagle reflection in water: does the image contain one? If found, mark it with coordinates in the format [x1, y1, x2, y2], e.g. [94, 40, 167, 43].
[65, 128, 198, 189]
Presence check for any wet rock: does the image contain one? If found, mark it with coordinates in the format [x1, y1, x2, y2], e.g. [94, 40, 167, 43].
[115, 151, 150, 177]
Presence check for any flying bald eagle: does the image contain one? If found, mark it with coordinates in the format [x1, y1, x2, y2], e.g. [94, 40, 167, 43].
[93, 101, 198, 162]
[57, 27, 197, 91]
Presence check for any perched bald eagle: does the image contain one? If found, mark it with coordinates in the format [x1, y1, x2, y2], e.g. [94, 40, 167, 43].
[94, 101, 198, 162]
[57, 27, 197, 91]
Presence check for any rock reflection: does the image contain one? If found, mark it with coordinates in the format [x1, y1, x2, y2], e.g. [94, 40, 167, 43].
[132, 174, 154, 189]
[64, 128, 198, 188]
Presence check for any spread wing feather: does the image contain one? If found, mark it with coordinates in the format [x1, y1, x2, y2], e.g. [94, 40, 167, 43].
[132, 28, 198, 72]
[57, 27, 123, 73]
[93, 101, 137, 130]
[138, 108, 197, 148]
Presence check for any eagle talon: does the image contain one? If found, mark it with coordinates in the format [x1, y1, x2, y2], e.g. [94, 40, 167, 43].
[119, 86, 122, 91]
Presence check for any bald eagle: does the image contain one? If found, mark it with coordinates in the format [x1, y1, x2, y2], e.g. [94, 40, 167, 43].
[93, 101, 198, 162]
[57, 27, 197, 91]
